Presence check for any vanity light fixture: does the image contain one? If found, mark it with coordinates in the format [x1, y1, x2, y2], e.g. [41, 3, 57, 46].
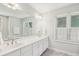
[3, 3, 22, 10]
[34, 13, 42, 19]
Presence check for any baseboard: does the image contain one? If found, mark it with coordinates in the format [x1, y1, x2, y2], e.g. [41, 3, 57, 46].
[48, 48, 78, 56]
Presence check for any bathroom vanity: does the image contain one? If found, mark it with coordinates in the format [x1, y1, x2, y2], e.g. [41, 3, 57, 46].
[0, 11, 48, 56]
[0, 35, 48, 56]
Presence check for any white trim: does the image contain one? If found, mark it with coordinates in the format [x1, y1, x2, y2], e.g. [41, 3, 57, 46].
[70, 12, 79, 16]
[55, 40, 79, 45]
[49, 48, 78, 56]
[56, 13, 68, 18]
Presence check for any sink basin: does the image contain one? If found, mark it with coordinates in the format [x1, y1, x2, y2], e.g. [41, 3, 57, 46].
[0, 40, 22, 49]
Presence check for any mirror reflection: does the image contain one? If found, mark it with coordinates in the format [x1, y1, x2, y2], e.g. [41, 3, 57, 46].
[0, 16, 33, 41]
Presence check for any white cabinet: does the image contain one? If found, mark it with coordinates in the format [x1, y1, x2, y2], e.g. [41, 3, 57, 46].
[33, 42, 39, 56]
[3, 36, 48, 56]
[4, 49, 20, 56]
[21, 45, 32, 56]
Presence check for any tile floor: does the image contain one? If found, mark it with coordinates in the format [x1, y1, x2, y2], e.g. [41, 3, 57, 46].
[41, 48, 70, 56]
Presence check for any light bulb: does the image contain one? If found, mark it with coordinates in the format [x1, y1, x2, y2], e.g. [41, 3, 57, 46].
[12, 6, 16, 10]
[7, 5, 12, 8]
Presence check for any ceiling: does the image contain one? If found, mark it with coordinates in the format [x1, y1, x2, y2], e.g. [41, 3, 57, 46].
[0, 3, 36, 18]
[29, 3, 72, 13]
[0, 3, 72, 18]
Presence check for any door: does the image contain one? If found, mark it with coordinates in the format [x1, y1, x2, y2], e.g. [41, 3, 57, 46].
[33, 42, 39, 56]
[21, 45, 33, 56]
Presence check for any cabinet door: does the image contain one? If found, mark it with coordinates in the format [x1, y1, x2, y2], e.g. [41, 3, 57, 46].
[33, 42, 39, 56]
[21, 45, 32, 56]
[45, 38, 48, 49]
[39, 40, 44, 55]
[43, 38, 48, 51]
[4, 49, 20, 56]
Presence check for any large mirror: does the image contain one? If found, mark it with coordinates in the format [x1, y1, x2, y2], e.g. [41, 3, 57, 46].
[0, 16, 33, 41]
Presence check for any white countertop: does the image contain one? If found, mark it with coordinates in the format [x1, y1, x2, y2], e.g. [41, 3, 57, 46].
[0, 35, 48, 56]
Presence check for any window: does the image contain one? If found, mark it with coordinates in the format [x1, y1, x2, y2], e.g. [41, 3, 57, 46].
[29, 22, 32, 28]
[71, 15, 79, 27]
[57, 17, 66, 27]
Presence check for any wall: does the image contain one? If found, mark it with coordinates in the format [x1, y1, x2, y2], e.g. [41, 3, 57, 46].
[43, 3, 79, 55]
